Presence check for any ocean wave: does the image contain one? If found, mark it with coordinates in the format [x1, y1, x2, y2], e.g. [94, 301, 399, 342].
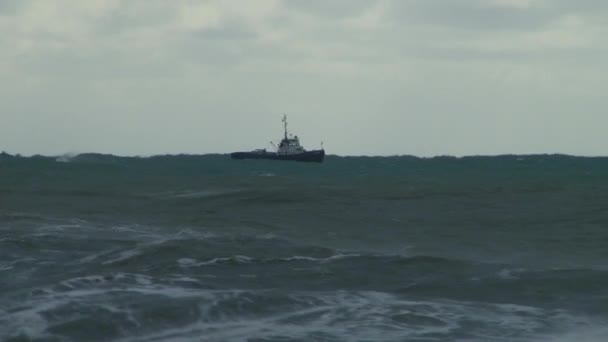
[177, 254, 364, 267]
[2, 152, 608, 341]
[153, 189, 246, 200]
[3, 286, 593, 342]
[541, 326, 608, 342]
[178, 255, 253, 267]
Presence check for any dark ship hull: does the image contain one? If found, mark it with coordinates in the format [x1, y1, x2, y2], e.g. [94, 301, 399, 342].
[231, 149, 325, 163]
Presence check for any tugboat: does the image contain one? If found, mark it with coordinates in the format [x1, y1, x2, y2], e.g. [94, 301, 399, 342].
[231, 115, 325, 163]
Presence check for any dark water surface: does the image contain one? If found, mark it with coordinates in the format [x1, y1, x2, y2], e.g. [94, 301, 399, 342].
[1, 153, 608, 341]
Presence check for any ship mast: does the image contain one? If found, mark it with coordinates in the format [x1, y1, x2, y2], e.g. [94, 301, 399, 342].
[282, 114, 288, 140]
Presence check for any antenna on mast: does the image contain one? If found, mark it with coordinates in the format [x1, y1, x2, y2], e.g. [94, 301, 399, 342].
[282, 114, 288, 140]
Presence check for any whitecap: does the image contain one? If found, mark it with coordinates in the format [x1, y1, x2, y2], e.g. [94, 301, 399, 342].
[102, 250, 142, 265]
[277, 253, 361, 263]
[496, 268, 526, 280]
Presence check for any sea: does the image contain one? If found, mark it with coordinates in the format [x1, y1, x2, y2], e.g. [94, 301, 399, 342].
[1, 153, 608, 342]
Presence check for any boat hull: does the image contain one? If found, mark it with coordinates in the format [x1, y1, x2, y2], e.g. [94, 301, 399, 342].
[230, 150, 325, 163]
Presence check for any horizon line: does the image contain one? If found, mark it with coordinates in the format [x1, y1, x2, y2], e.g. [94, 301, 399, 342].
[2, 151, 608, 159]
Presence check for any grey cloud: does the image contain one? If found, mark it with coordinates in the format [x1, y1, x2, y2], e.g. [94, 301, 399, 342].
[173, 39, 251, 67]
[1, 0, 607, 156]
[283, 0, 378, 18]
[92, 1, 179, 35]
[0, 0, 22, 15]
[176, 22, 262, 67]
[549, 0, 608, 12]
[13, 47, 178, 80]
[387, 0, 557, 30]
[192, 23, 258, 41]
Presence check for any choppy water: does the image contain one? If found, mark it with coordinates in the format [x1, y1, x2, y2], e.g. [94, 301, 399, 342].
[1, 153, 608, 341]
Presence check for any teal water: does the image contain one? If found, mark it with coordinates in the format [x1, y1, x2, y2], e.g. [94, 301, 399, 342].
[1, 153, 608, 341]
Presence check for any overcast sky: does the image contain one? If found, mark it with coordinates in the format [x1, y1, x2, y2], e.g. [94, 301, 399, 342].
[1, 0, 606, 156]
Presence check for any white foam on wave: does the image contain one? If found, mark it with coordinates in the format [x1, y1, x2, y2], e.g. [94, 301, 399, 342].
[2, 282, 601, 342]
[90, 231, 208, 266]
[169, 276, 201, 283]
[108, 291, 595, 342]
[79, 250, 110, 264]
[540, 325, 608, 342]
[259, 172, 276, 177]
[0, 274, 229, 340]
[177, 258, 197, 266]
[174, 228, 219, 240]
[60, 273, 173, 289]
[280, 253, 361, 263]
[0, 289, 140, 339]
[80, 247, 143, 265]
[77, 227, 246, 267]
[178, 255, 253, 267]
[102, 250, 142, 265]
[59, 275, 108, 289]
[38, 223, 88, 232]
[0, 297, 58, 340]
[111, 225, 147, 233]
[115, 292, 408, 342]
[496, 267, 527, 280]
[0, 258, 37, 272]
[158, 189, 244, 200]
[177, 253, 361, 268]
[0, 283, 134, 340]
